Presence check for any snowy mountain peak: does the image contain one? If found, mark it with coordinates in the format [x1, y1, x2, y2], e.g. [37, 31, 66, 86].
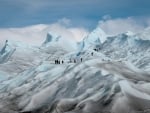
[88, 27, 107, 43]
[124, 31, 135, 36]
[42, 32, 78, 51]
[43, 32, 61, 45]
[77, 27, 107, 51]
[0, 40, 8, 55]
[0, 40, 16, 63]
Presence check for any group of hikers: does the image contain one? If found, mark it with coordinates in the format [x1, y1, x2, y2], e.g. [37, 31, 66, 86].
[70, 58, 83, 63]
[55, 60, 64, 64]
[93, 47, 101, 52]
[55, 58, 83, 64]
[54, 47, 101, 64]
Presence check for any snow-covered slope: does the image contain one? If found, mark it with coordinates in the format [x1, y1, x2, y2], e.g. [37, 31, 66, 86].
[99, 32, 150, 70]
[0, 27, 150, 113]
[1, 59, 150, 113]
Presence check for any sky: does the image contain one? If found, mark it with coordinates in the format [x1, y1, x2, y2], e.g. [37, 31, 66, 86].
[0, 0, 150, 45]
[0, 0, 150, 29]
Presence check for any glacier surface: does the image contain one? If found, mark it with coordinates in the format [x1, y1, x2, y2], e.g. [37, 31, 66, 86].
[0, 27, 150, 113]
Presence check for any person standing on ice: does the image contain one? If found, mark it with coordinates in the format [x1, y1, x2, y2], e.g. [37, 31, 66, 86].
[81, 58, 83, 62]
[56, 60, 59, 64]
[55, 60, 58, 64]
[74, 59, 76, 63]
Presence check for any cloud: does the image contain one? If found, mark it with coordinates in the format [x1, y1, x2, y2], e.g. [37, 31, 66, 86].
[57, 18, 71, 26]
[45, 23, 88, 41]
[0, 19, 89, 47]
[102, 15, 112, 20]
[98, 17, 150, 36]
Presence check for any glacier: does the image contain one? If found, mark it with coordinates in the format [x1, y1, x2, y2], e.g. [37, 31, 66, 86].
[0, 27, 150, 113]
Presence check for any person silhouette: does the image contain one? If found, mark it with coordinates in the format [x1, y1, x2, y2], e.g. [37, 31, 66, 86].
[69, 58, 72, 63]
[62, 60, 64, 64]
[55, 60, 57, 64]
[56, 60, 59, 64]
[81, 58, 83, 62]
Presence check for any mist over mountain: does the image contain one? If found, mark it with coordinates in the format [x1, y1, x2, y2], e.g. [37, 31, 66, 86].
[0, 25, 150, 113]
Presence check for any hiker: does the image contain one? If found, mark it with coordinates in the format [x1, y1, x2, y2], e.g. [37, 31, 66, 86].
[81, 58, 83, 62]
[74, 59, 76, 63]
[57, 60, 59, 64]
[62, 60, 64, 64]
[91, 52, 93, 56]
[69, 58, 72, 63]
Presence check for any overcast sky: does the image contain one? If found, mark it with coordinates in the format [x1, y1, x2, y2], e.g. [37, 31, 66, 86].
[0, 0, 150, 29]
